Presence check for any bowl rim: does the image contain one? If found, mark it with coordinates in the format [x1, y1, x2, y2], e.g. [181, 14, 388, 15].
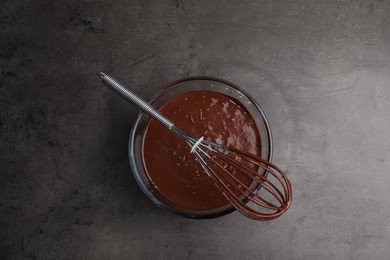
[128, 76, 273, 219]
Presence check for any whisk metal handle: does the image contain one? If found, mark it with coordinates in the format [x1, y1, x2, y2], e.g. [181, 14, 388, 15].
[98, 72, 174, 130]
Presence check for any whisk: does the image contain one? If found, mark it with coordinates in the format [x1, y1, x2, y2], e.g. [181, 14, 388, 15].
[98, 72, 292, 220]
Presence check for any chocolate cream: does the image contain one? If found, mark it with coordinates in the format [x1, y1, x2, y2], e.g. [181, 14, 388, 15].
[142, 91, 261, 211]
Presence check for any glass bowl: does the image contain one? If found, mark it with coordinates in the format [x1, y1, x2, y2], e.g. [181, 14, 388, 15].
[128, 77, 272, 218]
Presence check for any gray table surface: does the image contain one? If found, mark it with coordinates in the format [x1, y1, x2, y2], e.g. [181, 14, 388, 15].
[1, 0, 390, 259]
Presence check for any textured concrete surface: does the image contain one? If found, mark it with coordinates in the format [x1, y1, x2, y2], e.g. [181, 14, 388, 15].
[1, 0, 390, 259]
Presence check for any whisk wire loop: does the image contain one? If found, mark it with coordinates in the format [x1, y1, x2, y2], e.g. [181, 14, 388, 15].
[193, 144, 282, 210]
[187, 140, 292, 220]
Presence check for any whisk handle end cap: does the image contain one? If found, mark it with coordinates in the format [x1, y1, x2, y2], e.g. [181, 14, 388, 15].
[97, 72, 107, 79]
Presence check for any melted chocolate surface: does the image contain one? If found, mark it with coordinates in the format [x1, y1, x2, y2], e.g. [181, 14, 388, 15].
[142, 91, 261, 211]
